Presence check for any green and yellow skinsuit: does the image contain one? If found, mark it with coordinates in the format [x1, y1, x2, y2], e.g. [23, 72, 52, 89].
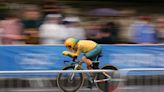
[63, 40, 102, 61]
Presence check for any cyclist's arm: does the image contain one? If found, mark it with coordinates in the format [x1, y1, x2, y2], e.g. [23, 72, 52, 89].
[67, 48, 81, 57]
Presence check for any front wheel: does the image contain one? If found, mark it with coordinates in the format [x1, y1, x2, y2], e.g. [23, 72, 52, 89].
[95, 64, 120, 92]
[57, 65, 84, 92]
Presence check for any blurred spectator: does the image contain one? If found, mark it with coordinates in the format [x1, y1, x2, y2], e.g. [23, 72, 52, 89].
[156, 18, 164, 43]
[39, 14, 68, 44]
[0, 14, 24, 44]
[129, 16, 158, 44]
[0, 27, 3, 44]
[62, 16, 86, 39]
[85, 21, 103, 43]
[21, 6, 42, 44]
[100, 21, 120, 44]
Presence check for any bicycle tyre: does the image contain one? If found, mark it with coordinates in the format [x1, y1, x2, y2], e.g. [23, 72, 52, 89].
[95, 64, 120, 92]
[57, 65, 84, 92]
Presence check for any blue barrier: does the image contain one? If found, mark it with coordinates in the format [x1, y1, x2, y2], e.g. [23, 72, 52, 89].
[0, 45, 163, 76]
[0, 45, 164, 70]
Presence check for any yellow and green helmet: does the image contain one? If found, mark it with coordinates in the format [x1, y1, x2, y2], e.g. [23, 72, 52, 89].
[64, 38, 79, 50]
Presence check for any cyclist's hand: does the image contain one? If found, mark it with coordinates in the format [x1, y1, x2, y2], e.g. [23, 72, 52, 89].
[62, 51, 70, 56]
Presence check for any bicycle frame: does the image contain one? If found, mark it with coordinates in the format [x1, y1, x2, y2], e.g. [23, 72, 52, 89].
[65, 59, 84, 81]
[65, 58, 112, 83]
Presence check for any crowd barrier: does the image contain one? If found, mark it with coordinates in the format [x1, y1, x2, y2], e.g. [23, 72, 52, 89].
[0, 69, 163, 92]
[0, 44, 163, 76]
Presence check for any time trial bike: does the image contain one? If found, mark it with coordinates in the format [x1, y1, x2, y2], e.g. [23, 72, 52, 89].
[57, 56, 120, 92]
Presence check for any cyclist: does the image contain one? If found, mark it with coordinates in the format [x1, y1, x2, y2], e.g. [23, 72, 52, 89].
[62, 37, 102, 70]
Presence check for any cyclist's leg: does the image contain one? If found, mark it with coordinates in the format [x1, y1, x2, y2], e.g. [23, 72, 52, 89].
[82, 45, 102, 77]
[82, 46, 101, 88]
[82, 56, 92, 70]
[85, 45, 102, 69]
[81, 56, 94, 88]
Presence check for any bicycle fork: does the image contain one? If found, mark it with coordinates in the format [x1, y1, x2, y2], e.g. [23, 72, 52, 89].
[69, 64, 79, 81]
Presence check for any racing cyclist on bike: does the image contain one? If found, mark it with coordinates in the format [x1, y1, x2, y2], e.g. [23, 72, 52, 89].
[62, 38, 118, 90]
[62, 37, 102, 70]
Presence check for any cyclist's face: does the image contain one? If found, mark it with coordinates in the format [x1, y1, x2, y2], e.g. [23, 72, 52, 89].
[66, 45, 72, 50]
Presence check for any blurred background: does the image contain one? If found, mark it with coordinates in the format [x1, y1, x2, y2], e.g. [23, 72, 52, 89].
[0, 0, 163, 92]
[0, 0, 164, 45]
